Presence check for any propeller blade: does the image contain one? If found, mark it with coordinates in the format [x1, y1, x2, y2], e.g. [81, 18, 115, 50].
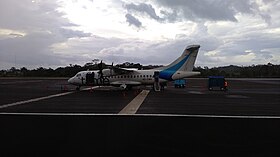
[98, 60, 104, 78]
[110, 62, 113, 75]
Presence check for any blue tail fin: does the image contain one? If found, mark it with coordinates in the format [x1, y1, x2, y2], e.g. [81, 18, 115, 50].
[157, 45, 200, 80]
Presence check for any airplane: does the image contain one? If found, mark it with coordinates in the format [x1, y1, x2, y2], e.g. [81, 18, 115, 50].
[68, 44, 201, 91]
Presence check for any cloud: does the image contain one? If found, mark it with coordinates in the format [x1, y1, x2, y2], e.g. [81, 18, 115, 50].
[0, 0, 91, 69]
[122, 1, 274, 29]
[124, 3, 161, 21]
[197, 26, 280, 67]
[0, 32, 62, 68]
[123, 2, 179, 24]
[0, 0, 279, 70]
[58, 28, 92, 38]
[154, 0, 271, 23]
[125, 13, 142, 28]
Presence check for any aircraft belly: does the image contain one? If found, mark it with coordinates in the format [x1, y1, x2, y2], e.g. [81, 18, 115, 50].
[110, 80, 141, 86]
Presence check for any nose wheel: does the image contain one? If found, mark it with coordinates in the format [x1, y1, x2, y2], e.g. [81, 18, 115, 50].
[76, 86, 81, 91]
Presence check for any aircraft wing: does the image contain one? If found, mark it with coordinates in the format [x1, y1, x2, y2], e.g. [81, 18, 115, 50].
[112, 67, 139, 75]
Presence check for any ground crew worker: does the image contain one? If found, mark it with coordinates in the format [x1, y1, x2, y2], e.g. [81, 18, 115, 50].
[224, 81, 228, 90]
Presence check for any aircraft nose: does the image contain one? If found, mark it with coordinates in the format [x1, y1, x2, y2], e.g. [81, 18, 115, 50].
[68, 77, 73, 84]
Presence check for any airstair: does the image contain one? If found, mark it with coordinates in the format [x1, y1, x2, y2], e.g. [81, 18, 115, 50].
[153, 71, 160, 91]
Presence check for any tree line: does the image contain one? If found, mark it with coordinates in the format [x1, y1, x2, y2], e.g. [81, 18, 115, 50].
[0, 62, 279, 78]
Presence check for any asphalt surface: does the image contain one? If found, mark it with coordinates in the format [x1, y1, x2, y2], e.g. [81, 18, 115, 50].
[139, 79, 280, 116]
[0, 78, 280, 156]
[0, 78, 279, 115]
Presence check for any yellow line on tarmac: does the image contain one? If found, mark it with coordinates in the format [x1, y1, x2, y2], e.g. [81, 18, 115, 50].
[119, 90, 150, 114]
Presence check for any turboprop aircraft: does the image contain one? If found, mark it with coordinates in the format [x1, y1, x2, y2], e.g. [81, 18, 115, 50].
[68, 45, 201, 91]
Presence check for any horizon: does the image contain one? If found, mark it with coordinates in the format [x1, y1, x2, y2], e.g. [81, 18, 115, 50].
[1, 62, 278, 71]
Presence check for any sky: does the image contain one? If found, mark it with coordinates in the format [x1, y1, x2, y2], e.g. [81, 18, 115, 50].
[0, 0, 279, 70]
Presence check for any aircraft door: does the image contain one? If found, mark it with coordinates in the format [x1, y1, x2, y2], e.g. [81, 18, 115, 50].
[86, 72, 95, 85]
[154, 71, 160, 91]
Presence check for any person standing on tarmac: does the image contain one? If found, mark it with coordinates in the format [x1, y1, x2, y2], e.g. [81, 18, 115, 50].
[224, 80, 228, 91]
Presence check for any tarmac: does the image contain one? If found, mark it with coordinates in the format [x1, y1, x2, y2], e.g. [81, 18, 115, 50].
[0, 78, 280, 156]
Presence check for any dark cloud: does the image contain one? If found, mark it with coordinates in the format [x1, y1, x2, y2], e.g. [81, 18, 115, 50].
[0, 0, 279, 69]
[124, 3, 161, 21]
[59, 28, 92, 38]
[154, 0, 268, 22]
[160, 10, 178, 22]
[122, 1, 269, 25]
[124, 2, 180, 23]
[0, 32, 62, 68]
[125, 13, 142, 28]
[0, 1, 71, 30]
[122, 1, 274, 27]
[0, 0, 91, 69]
[199, 29, 280, 67]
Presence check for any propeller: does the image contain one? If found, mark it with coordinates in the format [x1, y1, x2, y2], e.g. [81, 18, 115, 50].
[110, 62, 113, 75]
[98, 60, 104, 79]
[97, 60, 115, 78]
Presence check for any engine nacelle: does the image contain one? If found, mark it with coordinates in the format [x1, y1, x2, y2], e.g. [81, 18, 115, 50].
[171, 71, 200, 80]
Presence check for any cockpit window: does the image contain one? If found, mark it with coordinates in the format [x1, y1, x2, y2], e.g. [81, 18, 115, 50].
[76, 74, 81, 77]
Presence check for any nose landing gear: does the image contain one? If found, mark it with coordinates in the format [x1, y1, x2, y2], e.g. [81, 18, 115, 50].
[76, 86, 80, 91]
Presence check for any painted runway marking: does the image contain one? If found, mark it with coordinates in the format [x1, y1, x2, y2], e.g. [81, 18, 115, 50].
[0, 92, 74, 109]
[0, 87, 99, 109]
[188, 91, 204, 94]
[1, 112, 280, 119]
[119, 90, 150, 114]
[226, 95, 249, 98]
[0, 80, 43, 85]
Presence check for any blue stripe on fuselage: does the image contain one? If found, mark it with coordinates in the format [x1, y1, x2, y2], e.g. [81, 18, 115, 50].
[159, 54, 190, 80]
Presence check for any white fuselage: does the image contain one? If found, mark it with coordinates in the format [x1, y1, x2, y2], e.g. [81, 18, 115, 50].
[68, 69, 200, 87]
